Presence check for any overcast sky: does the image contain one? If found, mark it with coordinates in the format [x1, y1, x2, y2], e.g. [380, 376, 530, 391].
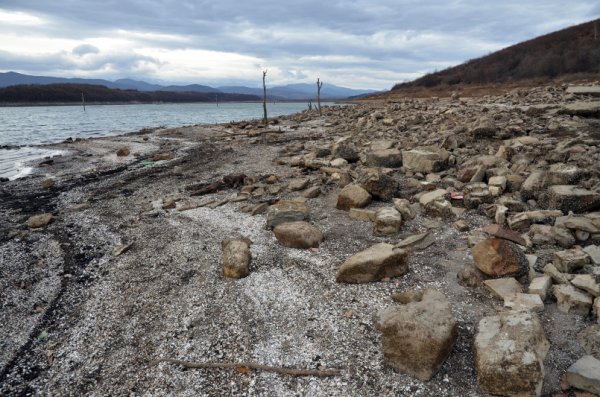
[0, 1, 598, 90]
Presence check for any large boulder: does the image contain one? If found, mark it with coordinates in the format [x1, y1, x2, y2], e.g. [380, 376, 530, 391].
[472, 238, 529, 278]
[541, 185, 600, 213]
[402, 148, 449, 173]
[475, 311, 550, 397]
[273, 221, 323, 249]
[375, 289, 457, 381]
[266, 200, 310, 229]
[365, 149, 402, 168]
[221, 238, 251, 279]
[336, 184, 372, 210]
[336, 243, 408, 283]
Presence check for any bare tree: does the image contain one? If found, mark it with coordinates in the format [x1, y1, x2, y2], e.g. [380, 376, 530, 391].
[316, 78, 323, 116]
[262, 70, 268, 126]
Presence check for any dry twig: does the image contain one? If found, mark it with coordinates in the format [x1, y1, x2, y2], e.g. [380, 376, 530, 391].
[151, 358, 342, 377]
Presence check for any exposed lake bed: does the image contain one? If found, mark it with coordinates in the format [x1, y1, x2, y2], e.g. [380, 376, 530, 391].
[1, 87, 600, 396]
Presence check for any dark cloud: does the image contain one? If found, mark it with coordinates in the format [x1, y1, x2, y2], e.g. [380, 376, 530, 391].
[0, 1, 598, 89]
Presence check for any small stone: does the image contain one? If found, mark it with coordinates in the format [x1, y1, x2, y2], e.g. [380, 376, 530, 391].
[554, 284, 593, 315]
[250, 203, 269, 216]
[116, 147, 130, 156]
[375, 289, 457, 381]
[360, 172, 399, 201]
[488, 175, 507, 191]
[349, 208, 376, 222]
[221, 238, 251, 279]
[419, 189, 447, 207]
[41, 178, 55, 189]
[454, 220, 470, 232]
[401, 148, 449, 173]
[273, 221, 324, 249]
[394, 199, 417, 221]
[553, 249, 591, 273]
[373, 207, 402, 236]
[365, 149, 403, 168]
[336, 184, 372, 211]
[472, 238, 529, 278]
[551, 226, 576, 248]
[26, 213, 54, 228]
[162, 197, 177, 209]
[475, 311, 549, 397]
[288, 178, 310, 191]
[330, 158, 348, 167]
[336, 243, 408, 284]
[495, 205, 508, 225]
[595, 298, 600, 324]
[504, 293, 545, 312]
[484, 278, 523, 300]
[577, 325, 600, 359]
[529, 275, 553, 300]
[457, 265, 487, 287]
[112, 244, 132, 257]
[583, 245, 600, 265]
[151, 152, 174, 161]
[543, 263, 571, 285]
[566, 355, 600, 395]
[572, 275, 600, 297]
[302, 186, 321, 198]
[332, 141, 359, 162]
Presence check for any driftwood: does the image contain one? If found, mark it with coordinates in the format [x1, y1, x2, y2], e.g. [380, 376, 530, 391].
[151, 358, 342, 377]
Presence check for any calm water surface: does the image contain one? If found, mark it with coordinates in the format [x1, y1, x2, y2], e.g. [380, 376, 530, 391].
[0, 102, 325, 179]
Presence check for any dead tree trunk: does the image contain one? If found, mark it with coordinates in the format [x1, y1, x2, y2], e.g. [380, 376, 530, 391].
[317, 78, 323, 116]
[262, 70, 268, 126]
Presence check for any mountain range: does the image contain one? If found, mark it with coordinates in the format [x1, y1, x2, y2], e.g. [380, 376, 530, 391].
[0, 72, 376, 100]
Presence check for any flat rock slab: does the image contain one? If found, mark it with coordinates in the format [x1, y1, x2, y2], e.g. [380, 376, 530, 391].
[483, 278, 522, 300]
[396, 232, 435, 251]
[375, 289, 457, 381]
[483, 224, 527, 246]
[273, 221, 324, 249]
[504, 293, 544, 312]
[529, 275, 552, 300]
[566, 86, 600, 96]
[566, 355, 600, 395]
[475, 310, 549, 397]
[266, 200, 310, 229]
[336, 243, 408, 284]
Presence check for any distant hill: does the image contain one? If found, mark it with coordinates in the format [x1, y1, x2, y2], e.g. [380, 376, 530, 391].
[393, 18, 600, 90]
[0, 71, 376, 100]
[0, 83, 260, 104]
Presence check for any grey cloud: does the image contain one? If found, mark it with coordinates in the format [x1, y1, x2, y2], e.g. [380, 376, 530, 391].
[0, 0, 598, 89]
[72, 44, 99, 56]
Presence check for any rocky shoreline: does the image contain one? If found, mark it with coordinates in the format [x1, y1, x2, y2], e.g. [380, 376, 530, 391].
[1, 84, 600, 396]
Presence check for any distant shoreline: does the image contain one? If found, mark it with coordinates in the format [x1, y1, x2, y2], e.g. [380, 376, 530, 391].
[0, 99, 347, 107]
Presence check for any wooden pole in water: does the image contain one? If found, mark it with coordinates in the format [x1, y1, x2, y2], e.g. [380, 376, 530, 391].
[262, 70, 268, 126]
[81, 92, 86, 111]
[317, 78, 323, 116]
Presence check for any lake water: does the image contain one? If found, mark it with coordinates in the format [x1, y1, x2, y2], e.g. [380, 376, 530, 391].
[0, 102, 324, 180]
